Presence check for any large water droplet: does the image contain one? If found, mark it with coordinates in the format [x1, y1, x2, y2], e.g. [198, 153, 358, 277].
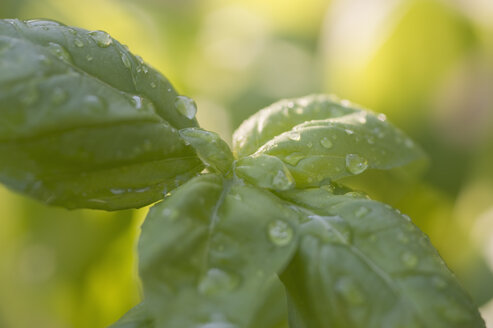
[89, 30, 113, 48]
[131, 95, 143, 110]
[73, 38, 84, 48]
[336, 277, 365, 305]
[320, 137, 333, 149]
[198, 268, 239, 295]
[47, 42, 72, 63]
[345, 154, 368, 175]
[268, 220, 293, 246]
[401, 251, 418, 268]
[175, 95, 197, 119]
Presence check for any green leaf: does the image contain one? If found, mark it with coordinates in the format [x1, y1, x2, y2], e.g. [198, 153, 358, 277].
[232, 95, 425, 188]
[235, 154, 295, 191]
[179, 128, 235, 175]
[278, 187, 485, 328]
[0, 19, 204, 210]
[138, 174, 299, 327]
[109, 303, 154, 328]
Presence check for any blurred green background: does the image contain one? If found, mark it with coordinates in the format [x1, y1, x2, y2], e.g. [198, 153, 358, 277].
[1, 0, 493, 327]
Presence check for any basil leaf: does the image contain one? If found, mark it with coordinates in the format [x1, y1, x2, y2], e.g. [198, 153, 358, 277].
[179, 128, 235, 175]
[138, 174, 299, 327]
[233, 95, 359, 158]
[235, 154, 295, 191]
[109, 303, 154, 328]
[0, 19, 203, 210]
[233, 95, 425, 188]
[278, 188, 485, 328]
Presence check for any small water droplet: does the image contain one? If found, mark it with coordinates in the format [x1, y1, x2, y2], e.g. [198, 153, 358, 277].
[150, 82, 157, 88]
[84, 95, 106, 113]
[175, 95, 197, 119]
[110, 188, 126, 195]
[131, 95, 143, 110]
[320, 137, 333, 149]
[89, 30, 113, 48]
[47, 42, 72, 63]
[136, 55, 144, 64]
[401, 251, 418, 268]
[288, 132, 301, 141]
[121, 53, 131, 68]
[51, 88, 67, 105]
[73, 38, 84, 48]
[345, 154, 368, 175]
[377, 113, 387, 121]
[271, 170, 294, 191]
[336, 277, 365, 305]
[267, 219, 293, 246]
[284, 153, 303, 166]
[433, 276, 447, 289]
[355, 206, 369, 218]
[161, 208, 179, 221]
[345, 129, 354, 135]
[86, 54, 93, 62]
[198, 268, 239, 295]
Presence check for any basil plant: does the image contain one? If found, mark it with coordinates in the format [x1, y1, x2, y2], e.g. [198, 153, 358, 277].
[0, 19, 485, 328]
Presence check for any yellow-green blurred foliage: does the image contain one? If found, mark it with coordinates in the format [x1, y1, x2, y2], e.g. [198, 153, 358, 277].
[1, 0, 493, 327]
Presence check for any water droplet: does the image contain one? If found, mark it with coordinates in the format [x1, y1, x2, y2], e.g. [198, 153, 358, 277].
[73, 38, 84, 48]
[284, 153, 303, 166]
[150, 82, 157, 88]
[175, 95, 197, 119]
[320, 137, 333, 149]
[355, 206, 369, 218]
[377, 113, 387, 121]
[84, 95, 106, 113]
[89, 30, 113, 48]
[356, 114, 367, 124]
[198, 268, 239, 295]
[432, 276, 447, 289]
[51, 88, 67, 105]
[136, 55, 144, 64]
[110, 188, 126, 195]
[271, 170, 294, 191]
[341, 99, 351, 107]
[336, 277, 365, 305]
[47, 42, 72, 63]
[401, 252, 418, 268]
[131, 95, 143, 110]
[267, 220, 293, 246]
[288, 132, 301, 141]
[345, 129, 354, 135]
[121, 53, 131, 68]
[345, 154, 368, 175]
[86, 54, 93, 62]
[161, 208, 179, 221]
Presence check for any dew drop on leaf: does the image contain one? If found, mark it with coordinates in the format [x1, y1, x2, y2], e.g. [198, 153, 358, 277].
[271, 169, 294, 191]
[345, 154, 368, 175]
[355, 206, 369, 218]
[47, 42, 72, 63]
[121, 53, 131, 69]
[175, 95, 197, 119]
[85, 54, 93, 62]
[73, 38, 84, 48]
[288, 132, 301, 141]
[401, 251, 418, 268]
[267, 219, 293, 246]
[51, 88, 67, 105]
[131, 95, 143, 110]
[150, 82, 157, 88]
[320, 137, 333, 149]
[336, 277, 365, 305]
[89, 30, 113, 48]
[83, 95, 106, 113]
[198, 268, 240, 295]
[284, 153, 304, 166]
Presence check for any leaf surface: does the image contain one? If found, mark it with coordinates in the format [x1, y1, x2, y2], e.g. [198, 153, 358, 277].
[0, 19, 203, 210]
[278, 187, 485, 328]
[139, 174, 298, 327]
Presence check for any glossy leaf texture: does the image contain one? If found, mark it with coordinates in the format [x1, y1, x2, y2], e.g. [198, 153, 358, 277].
[278, 187, 485, 328]
[233, 95, 425, 188]
[138, 174, 298, 327]
[0, 19, 203, 210]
